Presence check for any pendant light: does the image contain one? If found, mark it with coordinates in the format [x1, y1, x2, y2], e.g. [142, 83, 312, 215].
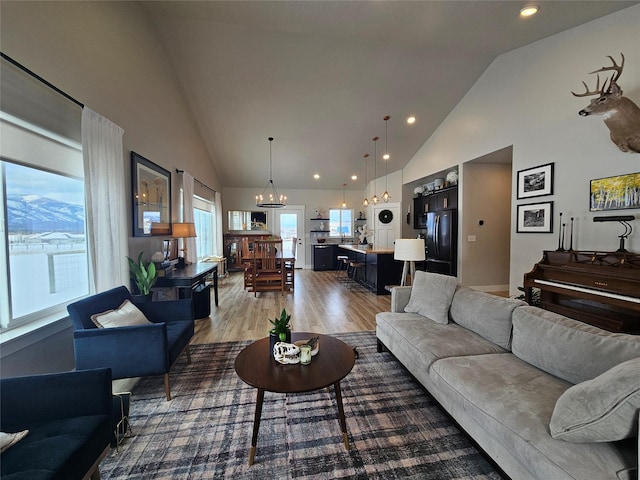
[256, 137, 287, 208]
[362, 153, 370, 207]
[341, 183, 347, 208]
[382, 115, 391, 203]
[371, 136, 379, 205]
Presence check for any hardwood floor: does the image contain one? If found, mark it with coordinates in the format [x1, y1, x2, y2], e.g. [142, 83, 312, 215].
[193, 269, 391, 344]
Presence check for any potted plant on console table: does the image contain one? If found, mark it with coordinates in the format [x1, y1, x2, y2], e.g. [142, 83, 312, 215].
[127, 251, 157, 302]
[269, 308, 292, 356]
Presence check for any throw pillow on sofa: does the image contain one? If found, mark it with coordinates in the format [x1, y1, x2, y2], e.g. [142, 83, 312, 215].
[0, 430, 28, 453]
[404, 271, 457, 324]
[91, 299, 151, 328]
[550, 357, 640, 442]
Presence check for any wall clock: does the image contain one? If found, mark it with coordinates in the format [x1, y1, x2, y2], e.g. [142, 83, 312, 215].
[378, 209, 393, 224]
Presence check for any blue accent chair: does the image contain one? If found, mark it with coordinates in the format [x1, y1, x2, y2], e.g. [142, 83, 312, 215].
[0, 368, 112, 480]
[67, 286, 194, 400]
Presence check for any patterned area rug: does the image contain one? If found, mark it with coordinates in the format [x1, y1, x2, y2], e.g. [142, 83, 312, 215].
[100, 332, 504, 479]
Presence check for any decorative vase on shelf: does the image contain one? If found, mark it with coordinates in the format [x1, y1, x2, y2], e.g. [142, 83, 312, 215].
[319, 222, 325, 231]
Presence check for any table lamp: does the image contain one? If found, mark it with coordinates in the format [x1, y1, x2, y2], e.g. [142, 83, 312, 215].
[172, 222, 197, 268]
[394, 238, 426, 286]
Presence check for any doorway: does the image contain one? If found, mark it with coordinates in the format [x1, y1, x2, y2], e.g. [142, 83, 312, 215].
[275, 206, 305, 268]
[372, 202, 401, 249]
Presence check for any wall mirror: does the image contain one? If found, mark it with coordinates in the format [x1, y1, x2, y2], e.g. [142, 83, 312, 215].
[228, 210, 268, 231]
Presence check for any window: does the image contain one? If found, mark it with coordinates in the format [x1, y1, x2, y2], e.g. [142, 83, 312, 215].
[0, 126, 87, 331]
[1, 55, 86, 333]
[328, 209, 353, 238]
[192, 195, 217, 261]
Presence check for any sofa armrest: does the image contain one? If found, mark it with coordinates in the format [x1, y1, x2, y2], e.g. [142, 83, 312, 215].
[74, 323, 169, 378]
[391, 286, 412, 313]
[138, 298, 193, 323]
[0, 368, 112, 429]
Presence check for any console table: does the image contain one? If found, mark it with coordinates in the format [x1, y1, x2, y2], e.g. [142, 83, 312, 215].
[154, 262, 218, 308]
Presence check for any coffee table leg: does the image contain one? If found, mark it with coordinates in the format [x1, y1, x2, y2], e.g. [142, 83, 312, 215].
[249, 388, 265, 466]
[333, 381, 350, 450]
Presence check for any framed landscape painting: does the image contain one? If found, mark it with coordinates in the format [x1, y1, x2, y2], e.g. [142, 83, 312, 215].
[589, 172, 640, 211]
[517, 201, 553, 233]
[517, 163, 554, 199]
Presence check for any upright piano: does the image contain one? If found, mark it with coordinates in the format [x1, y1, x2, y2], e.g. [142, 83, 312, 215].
[523, 250, 640, 334]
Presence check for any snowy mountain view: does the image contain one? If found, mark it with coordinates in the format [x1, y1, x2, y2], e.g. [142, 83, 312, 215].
[7, 194, 85, 234]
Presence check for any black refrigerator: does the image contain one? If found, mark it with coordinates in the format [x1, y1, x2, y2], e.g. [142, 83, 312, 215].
[425, 209, 457, 276]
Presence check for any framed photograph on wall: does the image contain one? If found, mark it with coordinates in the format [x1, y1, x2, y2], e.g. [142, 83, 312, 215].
[517, 163, 554, 199]
[589, 172, 640, 211]
[131, 151, 172, 237]
[517, 201, 553, 233]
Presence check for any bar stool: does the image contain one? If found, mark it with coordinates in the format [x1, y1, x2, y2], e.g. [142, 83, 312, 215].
[336, 255, 349, 281]
[349, 261, 366, 290]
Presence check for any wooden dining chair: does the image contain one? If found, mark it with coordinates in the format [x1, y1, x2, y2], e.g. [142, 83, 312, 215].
[251, 239, 285, 296]
[285, 237, 296, 290]
[241, 237, 253, 290]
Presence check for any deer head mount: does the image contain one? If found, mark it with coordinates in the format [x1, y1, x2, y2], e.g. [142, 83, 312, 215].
[572, 53, 640, 154]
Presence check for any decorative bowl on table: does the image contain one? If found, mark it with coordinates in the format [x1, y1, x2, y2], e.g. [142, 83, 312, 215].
[294, 339, 319, 356]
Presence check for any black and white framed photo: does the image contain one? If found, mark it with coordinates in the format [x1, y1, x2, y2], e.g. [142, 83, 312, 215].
[516, 201, 553, 233]
[517, 163, 554, 199]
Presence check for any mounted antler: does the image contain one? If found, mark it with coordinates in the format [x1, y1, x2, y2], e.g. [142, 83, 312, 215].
[572, 53, 640, 154]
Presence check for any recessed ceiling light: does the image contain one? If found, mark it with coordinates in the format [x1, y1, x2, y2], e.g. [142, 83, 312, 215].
[520, 5, 539, 17]
[351, 175, 358, 181]
[313, 173, 320, 179]
[407, 116, 416, 125]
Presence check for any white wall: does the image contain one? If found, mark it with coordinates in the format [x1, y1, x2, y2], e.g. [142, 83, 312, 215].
[403, 5, 640, 294]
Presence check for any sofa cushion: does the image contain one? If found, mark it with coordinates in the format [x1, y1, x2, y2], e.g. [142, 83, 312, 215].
[376, 312, 507, 372]
[0, 415, 109, 480]
[512, 306, 640, 384]
[403, 271, 457, 324]
[91, 299, 151, 328]
[550, 357, 640, 442]
[449, 286, 525, 349]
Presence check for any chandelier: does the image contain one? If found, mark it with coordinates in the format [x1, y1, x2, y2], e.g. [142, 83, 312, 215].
[256, 137, 287, 208]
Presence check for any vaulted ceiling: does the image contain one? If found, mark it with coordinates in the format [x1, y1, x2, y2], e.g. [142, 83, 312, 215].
[142, 1, 636, 190]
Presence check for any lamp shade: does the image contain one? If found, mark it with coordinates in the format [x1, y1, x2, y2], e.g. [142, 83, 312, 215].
[394, 239, 425, 261]
[172, 222, 197, 238]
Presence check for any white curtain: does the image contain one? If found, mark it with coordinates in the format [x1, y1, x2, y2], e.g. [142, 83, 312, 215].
[215, 191, 223, 256]
[81, 107, 128, 293]
[181, 171, 198, 264]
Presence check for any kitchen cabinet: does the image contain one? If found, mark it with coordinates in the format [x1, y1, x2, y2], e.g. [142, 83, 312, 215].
[414, 186, 457, 229]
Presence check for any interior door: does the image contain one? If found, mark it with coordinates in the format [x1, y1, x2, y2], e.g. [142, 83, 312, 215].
[373, 203, 401, 249]
[275, 206, 305, 268]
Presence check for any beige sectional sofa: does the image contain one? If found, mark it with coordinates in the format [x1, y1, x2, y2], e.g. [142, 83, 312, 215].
[376, 271, 639, 480]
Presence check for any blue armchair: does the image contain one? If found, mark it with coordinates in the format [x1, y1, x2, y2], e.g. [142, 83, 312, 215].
[0, 368, 112, 480]
[67, 286, 194, 400]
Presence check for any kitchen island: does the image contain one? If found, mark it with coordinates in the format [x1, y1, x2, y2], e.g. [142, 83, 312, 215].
[338, 244, 403, 295]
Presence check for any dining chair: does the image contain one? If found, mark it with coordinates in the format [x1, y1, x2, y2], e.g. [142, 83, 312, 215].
[285, 237, 297, 290]
[251, 239, 285, 296]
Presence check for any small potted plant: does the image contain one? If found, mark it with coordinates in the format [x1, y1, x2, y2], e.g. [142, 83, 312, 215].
[269, 308, 292, 355]
[127, 251, 157, 302]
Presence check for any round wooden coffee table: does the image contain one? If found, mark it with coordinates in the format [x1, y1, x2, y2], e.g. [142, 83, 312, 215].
[234, 332, 356, 465]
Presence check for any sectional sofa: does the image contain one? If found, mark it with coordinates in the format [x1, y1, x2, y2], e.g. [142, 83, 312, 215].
[376, 271, 640, 480]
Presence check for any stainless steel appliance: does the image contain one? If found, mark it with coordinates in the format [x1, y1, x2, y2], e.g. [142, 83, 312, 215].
[425, 209, 457, 276]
